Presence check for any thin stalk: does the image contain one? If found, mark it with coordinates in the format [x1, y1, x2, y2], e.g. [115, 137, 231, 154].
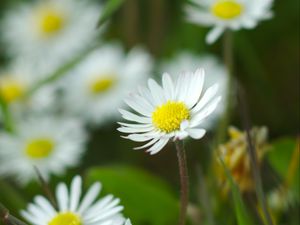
[0, 98, 14, 133]
[175, 140, 189, 225]
[216, 29, 236, 145]
[0, 203, 28, 225]
[237, 85, 274, 225]
[34, 167, 58, 210]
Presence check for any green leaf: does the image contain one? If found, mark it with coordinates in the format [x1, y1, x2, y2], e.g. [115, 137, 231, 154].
[267, 137, 299, 197]
[85, 165, 178, 225]
[97, 0, 125, 27]
[219, 158, 254, 225]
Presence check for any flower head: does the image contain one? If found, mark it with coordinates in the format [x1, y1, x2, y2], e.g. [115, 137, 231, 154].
[0, 117, 87, 184]
[216, 126, 269, 193]
[61, 43, 153, 126]
[21, 175, 130, 225]
[2, 0, 101, 66]
[160, 52, 228, 129]
[118, 69, 221, 155]
[185, 0, 274, 43]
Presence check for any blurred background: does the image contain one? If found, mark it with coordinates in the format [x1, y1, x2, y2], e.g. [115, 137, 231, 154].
[0, 0, 299, 225]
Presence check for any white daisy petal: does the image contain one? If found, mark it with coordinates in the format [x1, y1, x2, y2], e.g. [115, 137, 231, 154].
[148, 79, 166, 105]
[78, 182, 101, 214]
[56, 182, 69, 211]
[69, 175, 82, 212]
[206, 26, 225, 44]
[162, 72, 175, 100]
[147, 138, 169, 155]
[119, 109, 152, 124]
[187, 128, 206, 139]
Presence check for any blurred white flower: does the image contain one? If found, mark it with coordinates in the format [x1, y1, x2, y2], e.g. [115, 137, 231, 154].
[161, 52, 228, 130]
[0, 117, 87, 185]
[2, 0, 101, 67]
[0, 60, 57, 120]
[118, 69, 221, 155]
[185, 0, 274, 43]
[61, 43, 153, 126]
[21, 175, 130, 225]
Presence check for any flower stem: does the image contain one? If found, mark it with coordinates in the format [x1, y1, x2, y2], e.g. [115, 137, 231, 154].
[237, 85, 274, 225]
[0, 98, 14, 133]
[175, 140, 189, 225]
[216, 29, 235, 144]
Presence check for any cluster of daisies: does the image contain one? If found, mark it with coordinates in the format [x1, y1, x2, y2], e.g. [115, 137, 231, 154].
[0, 0, 274, 224]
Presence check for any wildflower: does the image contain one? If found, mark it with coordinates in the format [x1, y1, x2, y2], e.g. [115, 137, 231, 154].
[0, 60, 57, 118]
[21, 175, 130, 225]
[61, 43, 153, 126]
[185, 0, 274, 43]
[161, 52, 228, 129]
[2, 0, 101, 66]
[0, 117, 87, 184]
[216, 126, 269, 192]
[118, 69, 221, 154]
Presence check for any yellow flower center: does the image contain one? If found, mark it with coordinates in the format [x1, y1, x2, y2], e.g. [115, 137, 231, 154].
[152, 101, 190, 133]
[25, 138, 54, 159]
[212, 0, 243, 19]
[0, 79, 25, 103]
[89, 76, 116, 94]
[37, 8, 65, 36]
[48, 212, 82, 225]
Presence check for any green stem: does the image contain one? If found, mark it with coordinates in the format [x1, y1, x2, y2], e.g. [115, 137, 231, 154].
[216, 30, 236, 145]
[175, 140, 189, 225]
[0, 99, 14, 133]
[237, 86, 274, 225]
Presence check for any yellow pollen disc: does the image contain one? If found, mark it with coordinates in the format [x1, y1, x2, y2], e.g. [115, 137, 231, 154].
[0, 79, 25, 103]
[37, 9, 65, 36]
[25, 138, 54, 159]
[212, 0, 243, 19]
[89, 76, 116, 94]
[152, 101, 190, 133]
[48, 212, 82, 225]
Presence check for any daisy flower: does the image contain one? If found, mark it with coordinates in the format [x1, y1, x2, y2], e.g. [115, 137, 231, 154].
[21, 175, 131, 225]
[185, 0, 274, 43]
[0, 117, 87, 185]
[161, 52, 228, 129]
[61, 43, 153, 126]
[0, 60, 57, 120]
[2, 0, 101, 67]
[118, 68, 222, 155]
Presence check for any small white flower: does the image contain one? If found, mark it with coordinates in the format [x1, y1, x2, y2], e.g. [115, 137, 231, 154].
[118, 69, 221, 155]
[2, 0, 101, 67]
[61, 43, 153, 126]
[0, 117, 87, 184]
[185, 0, 274, 43]
[0, 60, 57, 119]
[21, 175, 130, 225]
[161, 52, 228, 129]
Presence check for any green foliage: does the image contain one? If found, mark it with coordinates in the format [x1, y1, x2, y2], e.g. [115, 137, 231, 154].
[219, 158, 254, 225]
[267, 137, 299, 197]
[97, 0, 125, 27]
[86, 165, 179, 225]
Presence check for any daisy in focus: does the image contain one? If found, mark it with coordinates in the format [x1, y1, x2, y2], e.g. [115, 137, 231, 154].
[161, 52, 228, 130]
[185, 0, 274, 43]
[0, 117, 87, 185]
[61, 43, 153, 126]
[216, 126, 269, 193]
[2, 0, 101, 66]
[21, 175, 131, 225]
[118, 69, 221, 155]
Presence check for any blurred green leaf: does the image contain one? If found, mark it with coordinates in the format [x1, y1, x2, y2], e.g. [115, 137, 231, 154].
[219, 158, 254, 225]
[97, 0, 125, 27]
[86, 165, 178, 225]
[267, 137, 299, 196]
